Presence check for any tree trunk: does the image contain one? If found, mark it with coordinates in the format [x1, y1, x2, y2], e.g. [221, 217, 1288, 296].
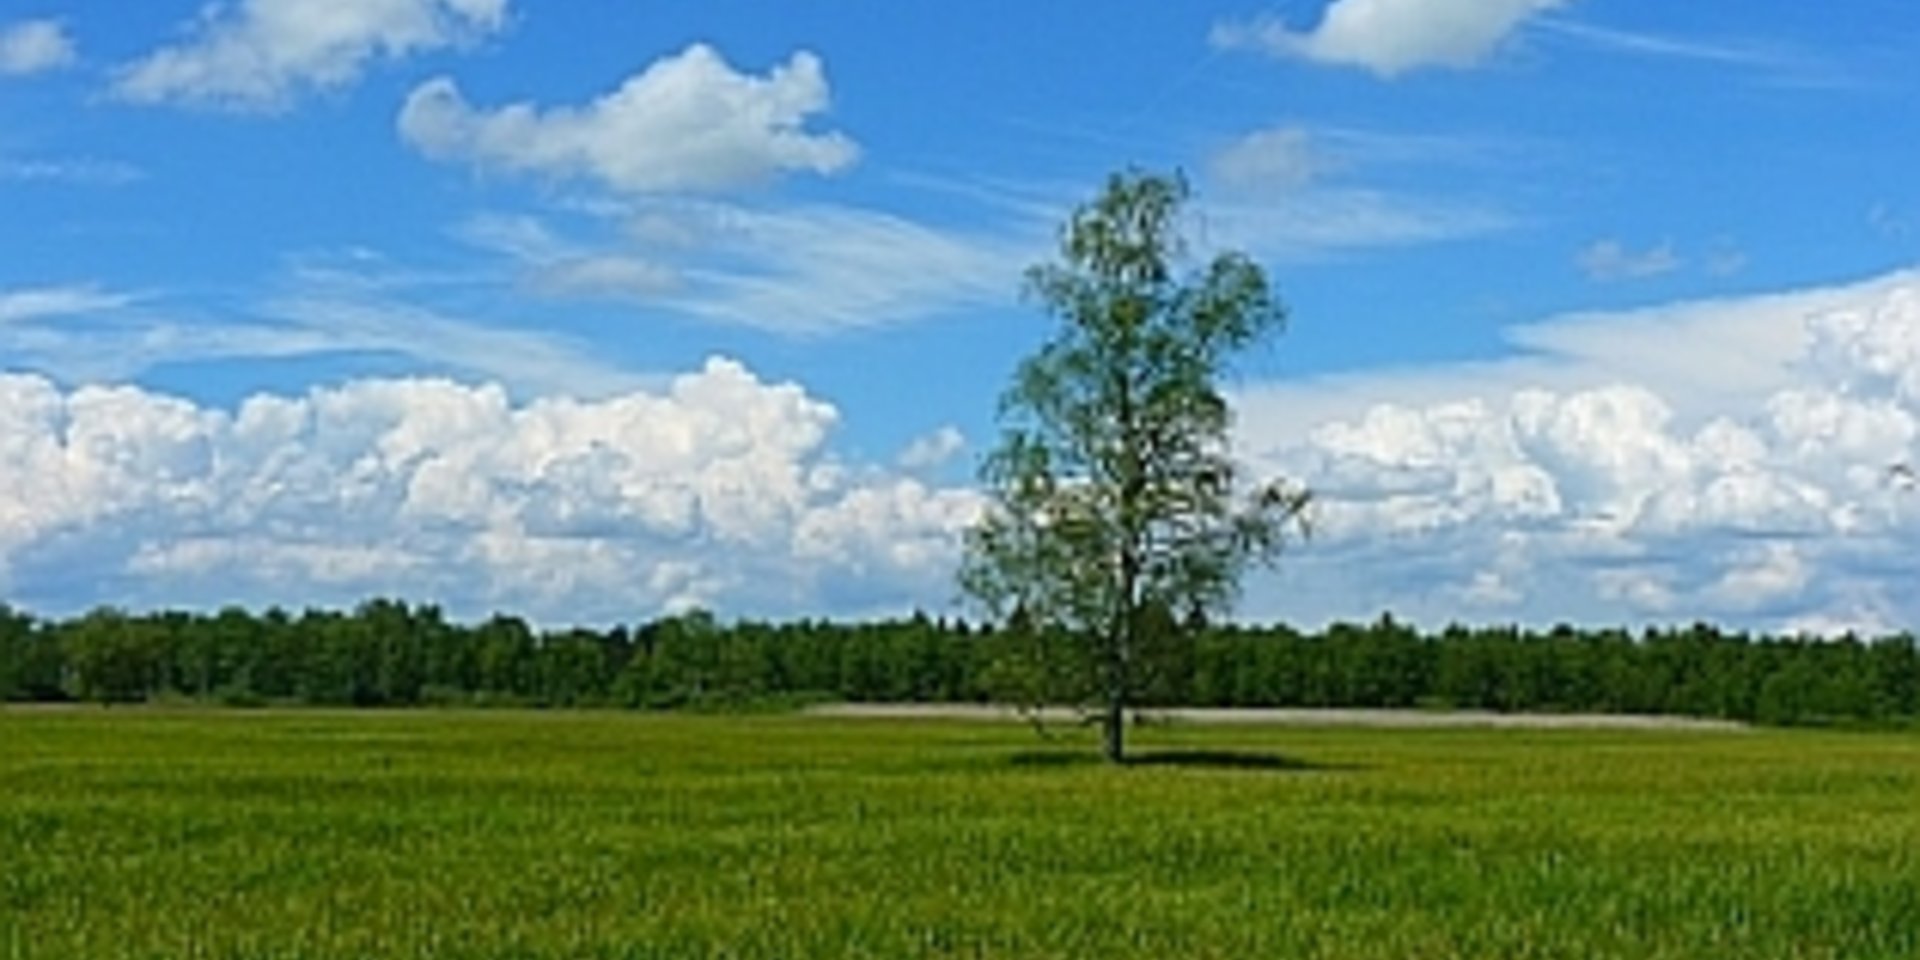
[1102, 691, 1125, 763]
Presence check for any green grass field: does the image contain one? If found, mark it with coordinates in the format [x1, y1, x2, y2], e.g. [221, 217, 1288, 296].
[4, 709, 1918, 959]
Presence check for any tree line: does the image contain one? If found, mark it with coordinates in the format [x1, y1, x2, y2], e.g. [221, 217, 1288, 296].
[1, 600, 1914, 727]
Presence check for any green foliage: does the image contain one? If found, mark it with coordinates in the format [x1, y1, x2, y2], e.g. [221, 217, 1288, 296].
[0, 603, 40, 701]
[961, 169, 1310, 759]
[58, 608, 168, 704]
[2, 600, 1920, 727]
[4, 711, 1919, 958]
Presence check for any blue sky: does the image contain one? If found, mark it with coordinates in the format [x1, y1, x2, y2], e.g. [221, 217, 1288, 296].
[3, 0, 1920, 631]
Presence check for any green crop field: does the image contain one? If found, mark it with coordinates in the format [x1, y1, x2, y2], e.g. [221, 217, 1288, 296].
[4, 709, 1918, 959]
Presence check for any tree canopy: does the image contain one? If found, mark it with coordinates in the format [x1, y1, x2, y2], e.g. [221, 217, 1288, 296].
[960, 169, 1311, 761]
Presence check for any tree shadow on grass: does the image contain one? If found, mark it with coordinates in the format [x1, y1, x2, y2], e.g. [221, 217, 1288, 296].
[1008, 749, 1354, 772]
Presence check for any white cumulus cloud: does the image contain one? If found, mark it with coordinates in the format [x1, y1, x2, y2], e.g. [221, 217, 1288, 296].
[898, 426, 966, 471]
[21, 269, 1920, 635]
[113, 0, 509, 111]
[1240, 272, 1920, 633]
[399, 43, 858, 194]
[0, 357, 980, 622]
[0, 18, 76, 75]
[1213, 0, 1567, 77]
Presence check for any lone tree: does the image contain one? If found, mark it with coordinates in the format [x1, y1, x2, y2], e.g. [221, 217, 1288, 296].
[960, 169, 1310, 763]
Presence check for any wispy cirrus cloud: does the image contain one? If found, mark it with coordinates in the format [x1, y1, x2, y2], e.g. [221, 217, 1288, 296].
[455, 213, 681, 302]
[0, 294, 335, 385]
[1209, 128, 1331, 193]
[0, 18, 76, 75]
[0, 156, 145, 186]
[263, 296, 655, 397]
[1576, 239, 1681, 282]
[1575, 238, 1751, 283]
[0, 275, 651, 399]
[666, 200, 1025, 334]
[1540, 19, 1788, 65]
[0, 284, 137, 324]
[1534, 18, 1852, 87]
[1202, 125, 1516, 260]
[1869, 203, 1911, 240]
[1203, 189, 1511, 263]
[452, 198, 1032, 336]
[1210, 124, 1535, 195]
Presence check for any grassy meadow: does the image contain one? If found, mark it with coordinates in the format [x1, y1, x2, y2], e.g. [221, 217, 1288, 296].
[4, 709, 1919, 958]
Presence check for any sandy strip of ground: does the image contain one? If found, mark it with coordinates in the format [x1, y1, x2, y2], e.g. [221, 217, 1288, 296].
[806, 703, 1749, 731]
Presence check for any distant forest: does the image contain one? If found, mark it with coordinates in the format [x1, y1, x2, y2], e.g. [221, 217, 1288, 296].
[2, 601, 1915, 727]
